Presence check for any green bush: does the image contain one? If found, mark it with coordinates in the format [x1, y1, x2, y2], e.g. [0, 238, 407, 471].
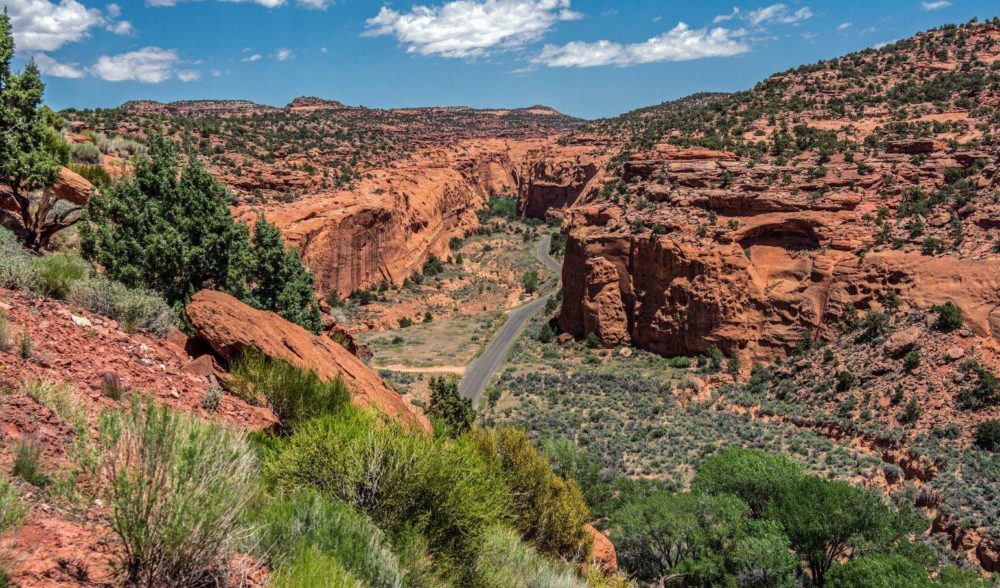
[68, 277, 173, 335]
[472, 526, 585, 588]
[973, 420, 1000, 452]
[251, 488, 401, 588]
[0, 475, 26, 535]
[464, 428, 591, 559]
[68, 163, 112, 189]
[931, 302, 963, 332]
[69, 142, 101, 164]
[12, 438, 48, 487]
[0, 228, 36, 291]
[827, 554, 930, 588]
[228, 348, 350, 428]
[97, 399, 257, 586]
[692, 447, 804, 517]
[262, 407, 511, 566]
[270, 545, 361, 588]
[428, 376, 474, 437]
[32, 253, 88, 299]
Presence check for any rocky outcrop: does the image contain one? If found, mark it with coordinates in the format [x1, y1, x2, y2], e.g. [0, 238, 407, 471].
[516, 144, 608, 218]
[53, 167, 94, 205]
[257, 139, 541, 296]
[584, 524, 618, 573]
[186, 290, 430, 432]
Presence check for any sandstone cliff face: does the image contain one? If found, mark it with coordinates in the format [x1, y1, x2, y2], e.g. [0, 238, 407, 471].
[516, 143, 608, 218]
[551, 135, 999, 364]
[254, 139, 541, 296]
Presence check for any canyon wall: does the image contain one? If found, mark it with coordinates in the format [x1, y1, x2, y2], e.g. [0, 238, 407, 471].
[253, 139, 542, 296]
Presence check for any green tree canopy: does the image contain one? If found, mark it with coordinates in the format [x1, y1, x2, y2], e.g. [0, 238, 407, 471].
[692, 447, 805, 518]
[81, 136, 321, 331]
[427, 376, 475, 437]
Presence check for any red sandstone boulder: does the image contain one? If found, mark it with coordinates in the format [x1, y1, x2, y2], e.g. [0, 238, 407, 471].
[186, 290, 430, 432]
[584, 524, 618, 573]
[52, 167, 94, 205]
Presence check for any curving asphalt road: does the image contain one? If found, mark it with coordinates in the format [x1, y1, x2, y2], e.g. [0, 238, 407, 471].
[458, 233, 562, 402]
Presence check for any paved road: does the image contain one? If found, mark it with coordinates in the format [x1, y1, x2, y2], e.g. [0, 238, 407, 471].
[458, 234, 562, 402]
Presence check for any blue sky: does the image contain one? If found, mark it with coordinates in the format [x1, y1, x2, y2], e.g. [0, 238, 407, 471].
[5, 0, 996, 119]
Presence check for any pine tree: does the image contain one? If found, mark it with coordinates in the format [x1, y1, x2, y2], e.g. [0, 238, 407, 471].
[249, 218, 322, 333]
[0, 12, 75, 251]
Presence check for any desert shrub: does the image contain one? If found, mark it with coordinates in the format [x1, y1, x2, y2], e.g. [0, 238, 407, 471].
[32, 253, 88, 299]
[903, 348, 921, 372]
[12, 438, 48, 487]
[931, 302, 963, 332]
[0, 228, 36, 290]
[68, 163, 111, 189]
[262, 407, 511, 565]
[96, 399, 257, 586]
[973, 420, 1000, 452]
[251, 487, 402, 588]
[428, 376, 474, 437]
[24, 380, 86, 433]
[228, 348, 350, 428]
[270, 545, 361, 588]
[68, 278, 173, 335]
[826, 554, 930, 588]
[0, 311, 11, 353]
[472, 526, 585, 588]
[0, 475, 26, 535]
[956, 360, 998, 410]
[899, 398, 922, 425]
[95, 133, 145, 157]
[692, 447, 804, 517]
[69, 142, 101, 164]
[464, 428, 591, 559]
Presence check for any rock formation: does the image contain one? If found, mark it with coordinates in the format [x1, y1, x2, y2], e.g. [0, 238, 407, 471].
[186, 289, 430, 432]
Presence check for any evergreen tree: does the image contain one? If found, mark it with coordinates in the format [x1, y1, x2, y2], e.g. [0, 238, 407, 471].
[0, 12, 76, 251]
[249, 218, 322, 333]
[428, 376, 474, 436]
[81, 136, 322, 332]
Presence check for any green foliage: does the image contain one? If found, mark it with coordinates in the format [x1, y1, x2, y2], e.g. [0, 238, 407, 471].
[0, 13, 72, 251]
[464, 428, 591, 559]
[827, 554, 931, 588]
[228, 348, 350, 429]
[80, 137, 321, 332]
[247, 218, 323, 333]
[956, 360, 998, 410]
[96, 398, 257, 586]
[262, 407, 512, 569]
[0, 475, 26, 536]
[32, 253, 88, 299]
[973, 420, 1000, 452]
[0, 228, 36, 290]
[69, 142, 101, 164]
[521, 270, 539, 294]
[270, 545, 361, 588]
[68, 277, 173, 335]
[68, 163, 112, 189]
[250, 487, 402, 588]
[12, 438, 48, 487]
[765, 476, 918, 586]
[428, 376, 474, 437]
[903, 348, 921, 372]
[930, 302, 963, 332]
[692, 448, 804, 517]
[473, 526, 585, 588]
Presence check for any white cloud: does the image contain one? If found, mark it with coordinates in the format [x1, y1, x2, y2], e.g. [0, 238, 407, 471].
[747, 3, 812, 26]
[535, 22, 749, 68]
[106, 19, 134, 35]
[837, 22, 851, 30]
[33, 52, 85, 77]
[276, 47, 294, 60]
[364, 0, 581, 59]
[4, 0, 104, 51]
[921, 0, 950, 10]
[222, 0, 286, 7]
[713, 7, 740, 23]
[241, 53, 263, 62]
[320, 46, 328, 53]
[91, 47, 188, 83]
[177, 69, 201, 81]
[105, 3, 121, 17]
[298, 0, 329, 7]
